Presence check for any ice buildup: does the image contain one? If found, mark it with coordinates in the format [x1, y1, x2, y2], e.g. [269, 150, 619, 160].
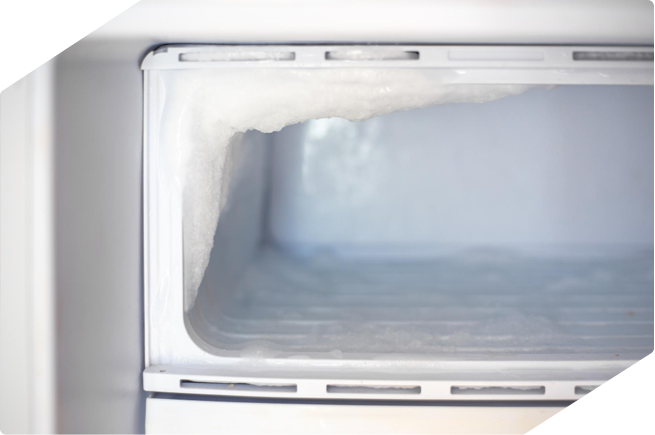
[157, 68, 537, 311]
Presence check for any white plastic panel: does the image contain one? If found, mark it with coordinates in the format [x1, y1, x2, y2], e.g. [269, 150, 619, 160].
[142, 45, 654, 86]
[0, 64, 33, 435]
[144, 361, 625, 402]
[54, 53, 146, 433]
[146, 394, 565, 434]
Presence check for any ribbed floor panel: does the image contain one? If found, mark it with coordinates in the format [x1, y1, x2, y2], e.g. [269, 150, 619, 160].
[199, 247, 653, 358]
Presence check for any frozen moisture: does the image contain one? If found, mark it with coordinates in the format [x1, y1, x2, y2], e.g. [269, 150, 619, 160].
[193, 247, 653, 356]
[158, 68, 537, 311]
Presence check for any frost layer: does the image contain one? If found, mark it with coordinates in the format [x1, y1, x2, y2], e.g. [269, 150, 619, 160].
[158, 68, 536, 311]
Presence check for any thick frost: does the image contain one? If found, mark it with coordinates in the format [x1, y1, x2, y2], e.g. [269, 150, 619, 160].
[159, 69, 536, 311]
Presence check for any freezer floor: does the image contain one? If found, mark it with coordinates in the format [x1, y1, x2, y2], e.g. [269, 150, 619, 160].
[198, 247, 654, 358]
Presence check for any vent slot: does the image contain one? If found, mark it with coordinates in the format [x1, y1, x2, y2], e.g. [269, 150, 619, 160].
[448, 50, 544, 61]
[180, 380, 297, 393]
[179, 51, 296, 62]
[327, 384, 421, 395]
[325, 50, 419, 61]
[575, 385, 653, 394]
[572, 51, 653, 62]
[451, 386, 546, 395]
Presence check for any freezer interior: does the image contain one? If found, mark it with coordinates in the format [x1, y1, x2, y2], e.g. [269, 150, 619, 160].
[187, 85, 654, 362]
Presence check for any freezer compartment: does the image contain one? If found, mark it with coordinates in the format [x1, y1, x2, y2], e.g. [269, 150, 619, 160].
[187, 85, 654, 361]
